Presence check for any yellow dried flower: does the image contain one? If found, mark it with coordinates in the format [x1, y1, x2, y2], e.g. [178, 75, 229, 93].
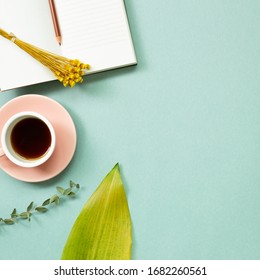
[0, 28, 90, 88]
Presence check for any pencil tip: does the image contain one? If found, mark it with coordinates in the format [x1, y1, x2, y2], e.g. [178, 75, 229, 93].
[56, 36, 62, 45]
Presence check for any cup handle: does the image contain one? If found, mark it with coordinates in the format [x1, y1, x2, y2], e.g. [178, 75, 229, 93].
[0, 147, 4, 157]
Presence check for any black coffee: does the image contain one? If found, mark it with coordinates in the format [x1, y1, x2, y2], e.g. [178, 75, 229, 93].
[11, 117, 51, 159]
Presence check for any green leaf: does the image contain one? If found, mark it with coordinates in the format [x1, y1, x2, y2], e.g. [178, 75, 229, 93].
[70, 180, 76, 188]
[42, 198, 50, 206]
[55, 197, 60, 205]
[11, 208, 18, 218]
[50, 194, 59, 204]
[68, 191, 76, 197]
[70, 181, 80, 189]
[56, 186, 65, 195]
[35, 206, 48, 213]
[27, 201, 34, 212]
[19, 212, 29, 219]
[64, 187, 72, 196]
[61, 163, 132, 260]
[4, 219, 14, 225]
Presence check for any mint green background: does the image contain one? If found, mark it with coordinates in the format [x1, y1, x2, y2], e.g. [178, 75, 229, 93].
[1, 0, 260, 260]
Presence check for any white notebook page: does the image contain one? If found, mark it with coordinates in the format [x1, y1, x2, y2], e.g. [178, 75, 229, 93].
[55, 0, 136, 72]
[0, 0, 60, 91]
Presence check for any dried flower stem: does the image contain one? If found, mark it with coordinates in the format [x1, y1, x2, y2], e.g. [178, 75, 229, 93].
[0, 181, 80, 225]
[0, 28, 90, 87]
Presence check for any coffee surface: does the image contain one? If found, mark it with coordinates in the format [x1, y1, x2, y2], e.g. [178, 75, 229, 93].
[11, 118, 51, 159]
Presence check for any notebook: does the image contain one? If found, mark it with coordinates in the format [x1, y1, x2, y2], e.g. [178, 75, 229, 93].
[0, 0, 137, 92]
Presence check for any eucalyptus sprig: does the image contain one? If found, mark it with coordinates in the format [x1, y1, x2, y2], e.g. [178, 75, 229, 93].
[0, 180, 80, 226]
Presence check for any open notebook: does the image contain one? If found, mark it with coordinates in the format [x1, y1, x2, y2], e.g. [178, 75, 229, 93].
[0, 0, 137, 91]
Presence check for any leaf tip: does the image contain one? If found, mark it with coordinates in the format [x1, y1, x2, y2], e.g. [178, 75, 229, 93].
[114, 162, 120, 170]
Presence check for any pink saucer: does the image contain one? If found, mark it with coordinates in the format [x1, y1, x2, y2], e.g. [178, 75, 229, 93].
[0, 94, 77, 182]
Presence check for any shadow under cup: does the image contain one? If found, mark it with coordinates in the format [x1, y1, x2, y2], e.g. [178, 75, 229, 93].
[0, 111, 56, 168]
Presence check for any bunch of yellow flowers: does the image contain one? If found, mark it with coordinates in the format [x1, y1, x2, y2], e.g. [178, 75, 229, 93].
[55, 59, 90, 87]
[0, 28, 90, 87]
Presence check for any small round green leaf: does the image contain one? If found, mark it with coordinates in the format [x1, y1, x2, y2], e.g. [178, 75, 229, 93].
[42, 198, 51, 206]
[4, 219, 14, 225]
[68, 192, 76, 197]
[27, 201, 34, 212]
[11, 208, 18, 218]
[35, 206, 48, 213]
[20, 212, 29, 219]
[50, 194, 59, 204]
[64, 187, 72, 196]
[56, 186, 65, 195]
